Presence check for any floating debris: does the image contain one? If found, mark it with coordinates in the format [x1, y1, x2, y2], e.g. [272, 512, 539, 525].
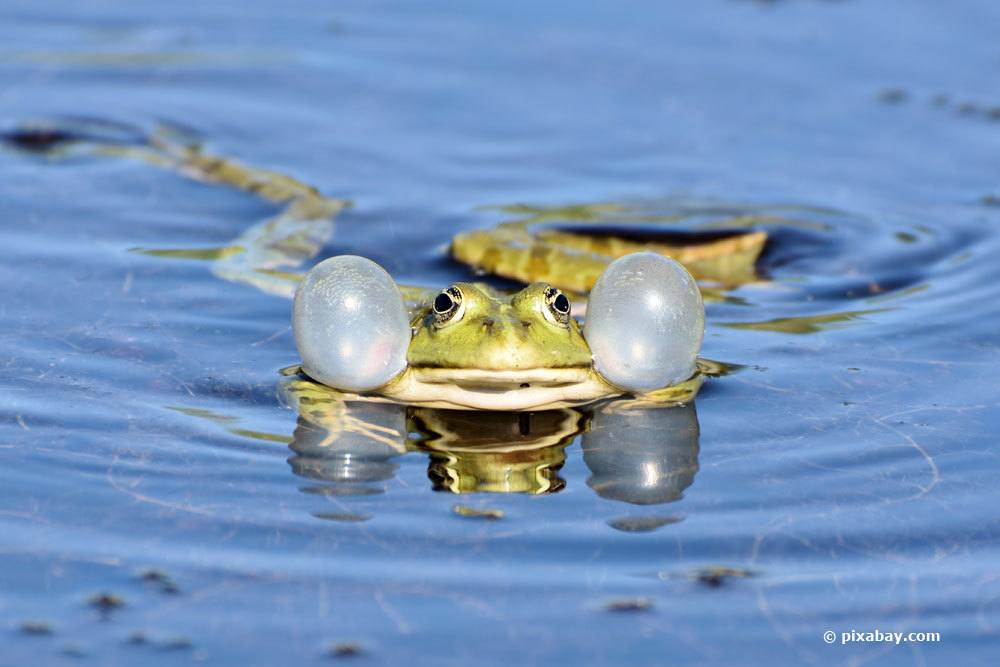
[452, 504, 504, 520]
[877, 87, 908, 105]
[607, 515, 683, 533]
[658, 566, 758, 588]
[604, 597, 654, 613]
[139, 569, 181, 595]
[161, 636, 194, 651]
[126, 631, 149, 645]
[327, 642, 364, 658]
[19, 620, 53, 636]
[695, 566, 756, 587]
[89, 592, 125, 614]
[60, 645, 86, 658]
[981, 194, 1000, 207]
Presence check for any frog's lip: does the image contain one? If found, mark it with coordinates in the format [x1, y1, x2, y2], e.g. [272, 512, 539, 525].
[404, 366, 595, 388]
[380, 366, 617, 411]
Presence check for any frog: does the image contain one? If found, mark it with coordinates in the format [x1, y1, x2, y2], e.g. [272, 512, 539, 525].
[5, 120, 767, 412]
[291, 251, 710, 410]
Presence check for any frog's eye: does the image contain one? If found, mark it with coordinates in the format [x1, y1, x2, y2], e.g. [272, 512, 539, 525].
[584, 253, 704, 392]
[293, 255, 410, 392]
[543, 286, 571, 326]
[433, 286, 464, 326]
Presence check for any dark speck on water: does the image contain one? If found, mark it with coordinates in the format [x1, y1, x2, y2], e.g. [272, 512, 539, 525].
[2, 1, 999, 665]
[327, 642, 364, 659]
[60, 644, 87, 658]
[656, 566, 758, 588]
[19, 620, 54, 636]
[88, 593, 124, 614]
[694, 566, 757, 588]
[161, 637, 194, 652]
[877, 87, 909, 105]
[139, 569, 181, 594]
[604, 598, 654, 613]
[1, 127, 77, 151]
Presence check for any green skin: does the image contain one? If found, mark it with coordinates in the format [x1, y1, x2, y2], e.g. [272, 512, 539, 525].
[407, 283, 591, 372]
[383, 282, 621, 411]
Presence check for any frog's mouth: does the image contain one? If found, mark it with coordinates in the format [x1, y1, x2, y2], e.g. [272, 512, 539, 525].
[380, 366, 617, 411]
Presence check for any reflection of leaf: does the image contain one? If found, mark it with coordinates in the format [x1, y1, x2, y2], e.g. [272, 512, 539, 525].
[230, 429, 293, 444]
[168, 405, 291, 444]
[452, 504, 504, 519]
[721, 308, 890, 334]
[166, 405, 238, 423]
[132, 246, 245, 260]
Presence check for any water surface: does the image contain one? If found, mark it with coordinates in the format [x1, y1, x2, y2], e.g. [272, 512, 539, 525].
[2, 1, 999, 665]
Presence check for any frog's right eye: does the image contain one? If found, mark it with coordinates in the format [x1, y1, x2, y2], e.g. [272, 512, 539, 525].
[433, 286, 465, 326]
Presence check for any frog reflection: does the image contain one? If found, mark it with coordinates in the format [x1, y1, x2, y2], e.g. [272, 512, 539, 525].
[412, 409, 584, 494]
[280, 375, 700, 504]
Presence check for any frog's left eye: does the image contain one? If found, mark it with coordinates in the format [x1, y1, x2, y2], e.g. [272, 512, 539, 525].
[543, 286, 571, 326]
[433, 286, 465, 326]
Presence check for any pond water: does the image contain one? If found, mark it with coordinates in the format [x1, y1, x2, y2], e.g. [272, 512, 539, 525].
[2, 1, 999, 665]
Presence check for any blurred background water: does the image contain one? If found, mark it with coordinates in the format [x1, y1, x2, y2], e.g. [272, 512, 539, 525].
[1, 1, 999, 665]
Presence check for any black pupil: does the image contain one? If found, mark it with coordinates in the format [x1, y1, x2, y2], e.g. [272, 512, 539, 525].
[434, 292, 454, 313]
[553, 293, 569, 314]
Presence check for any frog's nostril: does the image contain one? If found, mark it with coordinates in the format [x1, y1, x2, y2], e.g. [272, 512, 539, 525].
[482, 317, 496, 330]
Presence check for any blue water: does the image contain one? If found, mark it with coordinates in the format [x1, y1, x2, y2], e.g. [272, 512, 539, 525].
[2, 1, 999, 665]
